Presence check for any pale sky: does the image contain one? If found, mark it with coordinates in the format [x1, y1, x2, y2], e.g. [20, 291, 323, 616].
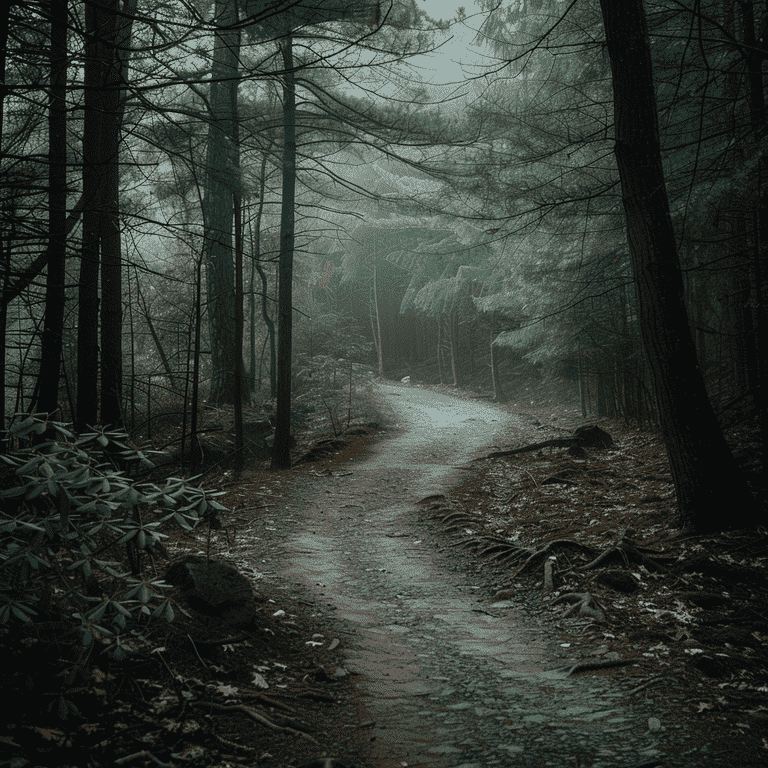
[412, 0, 487, 88]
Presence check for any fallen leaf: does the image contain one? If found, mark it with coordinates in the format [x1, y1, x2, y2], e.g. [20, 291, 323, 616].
[35, 728, 64, 742]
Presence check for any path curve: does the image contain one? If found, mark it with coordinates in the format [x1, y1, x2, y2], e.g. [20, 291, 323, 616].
[251, 384, 689, 767]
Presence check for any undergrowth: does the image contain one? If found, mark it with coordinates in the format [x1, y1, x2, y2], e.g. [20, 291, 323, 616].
[0, 414, 225, 715]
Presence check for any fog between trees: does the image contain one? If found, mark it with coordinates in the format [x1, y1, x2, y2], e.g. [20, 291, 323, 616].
[0, 0, 764, 531]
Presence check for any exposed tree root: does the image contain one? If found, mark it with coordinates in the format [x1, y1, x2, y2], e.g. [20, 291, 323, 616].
[553, 657, 640, 676]
[478, 537, 526, 559]
[579, 529, 672, 572]
[479, 437, 577, 460]
[211, 732, 259, 753]
[551, 591, 606, 620]
[115, 752, 171, 767]
[543, 556, 557, 595]
[239, 692, 298, 714]
[191, 701, 319, 744]
[508, 539, 597, 579]
[477, 425, 614, 460]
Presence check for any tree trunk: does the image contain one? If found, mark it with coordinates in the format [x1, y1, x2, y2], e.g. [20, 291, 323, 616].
[490, 327, 507, 403]
[0, 239, 10, 447]
[449, 310, 461, 387]
[600, 0, 756, 532]
[233, 55, 245, 475]
[77, 0, 111, 430]
[739, 0, 768, 477]
[136, 284, 177, 389]
[99, 0, 130, 428]
[189, 251, 203, 466]
[37, 0, 67, 418]
[373, 260, 384, 377]
[202, 0, 239, 406]
[271, 29, 296, 470]
[251, 150, 275, 396]
[436, 315, 443, 384]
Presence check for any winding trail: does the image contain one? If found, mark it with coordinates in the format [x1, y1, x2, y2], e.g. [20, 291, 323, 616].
[252, 384, 692, 767]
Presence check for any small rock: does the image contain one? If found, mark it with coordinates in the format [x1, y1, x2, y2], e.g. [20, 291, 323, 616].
[164, 555, 259, 627]
[332, 667, 349, 679]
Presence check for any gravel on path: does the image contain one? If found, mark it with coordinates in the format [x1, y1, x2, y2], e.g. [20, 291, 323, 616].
[240, 383, 715, 768]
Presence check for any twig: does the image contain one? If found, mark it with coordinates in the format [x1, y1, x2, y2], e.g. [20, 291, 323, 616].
[192, 701, 319, 744]
[239, 692, 297, 714]
[115, 751, 171, 767]
[211, 732, 259, 753]
[187, 633, 208, 667]
[628, 675, 665, 695]
[555, 658, 640, 676]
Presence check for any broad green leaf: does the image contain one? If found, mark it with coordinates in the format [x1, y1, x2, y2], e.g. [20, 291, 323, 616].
[110, 600, 132, 617]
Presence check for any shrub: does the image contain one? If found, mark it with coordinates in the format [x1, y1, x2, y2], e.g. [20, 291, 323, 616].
[0, 415, 226, 662]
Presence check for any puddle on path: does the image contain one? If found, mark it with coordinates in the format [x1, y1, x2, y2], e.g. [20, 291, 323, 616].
[269, 386, 683, 767]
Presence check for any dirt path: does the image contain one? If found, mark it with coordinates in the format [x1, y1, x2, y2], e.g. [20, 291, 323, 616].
[244, 384, 696, 767]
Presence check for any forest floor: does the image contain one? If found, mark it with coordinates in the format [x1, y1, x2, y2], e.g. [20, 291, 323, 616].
[5, 378, 768, 768]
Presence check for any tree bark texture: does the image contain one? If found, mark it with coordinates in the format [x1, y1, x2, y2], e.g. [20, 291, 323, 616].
[203, 0, 240, 406]
[37, 0, 68, 417]
[100, 0, 133, 427]
[373, 260, 384, 377]
[233, 85, 245, 474]
[77, 0, 112, 430]
[251, 150, 276, 396]
[490, 326, 507, 403]
[600, 0, 756, 532]
[271, 30, 296, 470]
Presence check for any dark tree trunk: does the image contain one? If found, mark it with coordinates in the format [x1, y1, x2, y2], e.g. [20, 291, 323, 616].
[189, 253, 203, 465]
[232, 45, 245, 475]
[136, 284, 176, 388]
[202, 0, 239, 406]
[0, 1, 13, 444]
[251, 150, 275, 396]
[254, 257, 276, 396]
[271, 29, 296, 470]
[0, 238, 10, 446]
[77, 0, 110, 430]
[100, 0, 130, 427]
[37, 0, 68, 418]
[600, 0, 756, 532]
[739, 0, 768, 476]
